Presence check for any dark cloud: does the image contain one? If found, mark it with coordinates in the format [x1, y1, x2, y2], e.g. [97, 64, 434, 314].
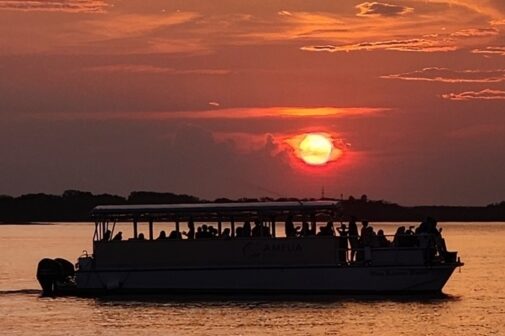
[0, 0, 108, 13]
[356, 2, 413, 17]
[442, 89, 505, 101]
[381, 67, 505, 83]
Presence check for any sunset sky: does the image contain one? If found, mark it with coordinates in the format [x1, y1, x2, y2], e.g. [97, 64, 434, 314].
[1, 0, 504, 205]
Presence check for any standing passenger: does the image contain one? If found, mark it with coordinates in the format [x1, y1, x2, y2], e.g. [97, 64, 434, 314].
[243, 221, 251, 237]
[348, 217, 359, 262]
[336, 224, 349, 264]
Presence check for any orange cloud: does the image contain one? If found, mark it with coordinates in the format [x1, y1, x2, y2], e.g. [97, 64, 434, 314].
[442, 89, 505, 101]
[0, 0, 108, 13]
[84, 64, 231, 75]
[472, 46, 505, 56]
[32, 107, 388, 122]
[381, 67, 505, 83]
[356, 2, 414, 17]
[450, 27, 499, 37]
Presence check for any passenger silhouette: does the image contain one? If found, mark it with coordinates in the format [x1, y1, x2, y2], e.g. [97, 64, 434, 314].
[299, 222, 311, 237]
[377, 229, 390, 247]
[112, 231, 123, 241]
[169, 230, 182, 239]
[183, 221, 195, 239]
[252, 220, 262, 237]
[337, 224, 349, 263]
[220, 228, 231, 239]
[243, 221, 251, 237]
[103, 230, 111, 241]
[138, 233, 145, 240]
[348, 217, 359, 262]
[360, 221, 369, 239]
[157, 230, 167, 239]
[393, 226, 406, 247]
[195, 227, 203, 239]
[235, 226, 244, 237]
[285, 216, 298, 237]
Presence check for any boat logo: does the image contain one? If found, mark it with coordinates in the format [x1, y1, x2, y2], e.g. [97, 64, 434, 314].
[242, 241, 303, 258]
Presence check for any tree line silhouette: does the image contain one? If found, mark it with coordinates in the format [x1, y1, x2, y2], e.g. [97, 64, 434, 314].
[0, 190, 504, 223]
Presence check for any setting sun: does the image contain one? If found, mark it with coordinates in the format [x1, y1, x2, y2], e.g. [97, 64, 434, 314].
[298, 133, 334, 165]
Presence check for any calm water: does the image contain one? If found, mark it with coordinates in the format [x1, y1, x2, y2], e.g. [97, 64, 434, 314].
[1, 223, 504, 335]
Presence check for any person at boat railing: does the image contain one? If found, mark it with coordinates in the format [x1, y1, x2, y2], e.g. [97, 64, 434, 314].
[156, 230, 167, 240]
[336, 223, 349, 263]
[138, 233, 145, 240]
[348, 217, 359, 262]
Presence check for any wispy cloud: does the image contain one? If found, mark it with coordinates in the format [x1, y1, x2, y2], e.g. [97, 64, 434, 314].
[490, 19, 505, 26]
[472, 46, 505, 56]
[0, 0, 108, 13]
[442, 89, 505, 101]
[83, 12, 200, 39]
[381, 67, 505, 83]
[301, 39, 456, 53]
[356, 2, 414, 17]
[84, 64, 231, 75]
[34, 107, 389, 121]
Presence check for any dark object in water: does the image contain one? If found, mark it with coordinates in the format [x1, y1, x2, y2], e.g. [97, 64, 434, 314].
[36, 258, 74, 296]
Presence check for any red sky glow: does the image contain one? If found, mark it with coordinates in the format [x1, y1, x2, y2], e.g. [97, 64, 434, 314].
[1, 0, 505, 205]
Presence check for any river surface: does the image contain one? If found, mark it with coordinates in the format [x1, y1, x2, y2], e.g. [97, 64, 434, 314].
[1, 223, 504, 335]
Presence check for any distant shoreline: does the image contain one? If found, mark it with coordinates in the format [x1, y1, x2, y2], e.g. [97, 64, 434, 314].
[2, 190, 505, 223]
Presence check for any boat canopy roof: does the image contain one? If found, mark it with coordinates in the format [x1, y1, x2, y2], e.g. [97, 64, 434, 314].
[92, 200, 341, 221]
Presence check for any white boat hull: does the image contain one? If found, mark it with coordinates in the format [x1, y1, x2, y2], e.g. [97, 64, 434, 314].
[73, 264, 458, 294]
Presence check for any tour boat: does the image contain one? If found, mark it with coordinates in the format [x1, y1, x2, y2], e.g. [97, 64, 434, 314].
[36, 201, 463, 296]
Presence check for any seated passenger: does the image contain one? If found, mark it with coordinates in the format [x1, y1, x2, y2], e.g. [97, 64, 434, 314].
[362, 226, 377, 247]
[195, 227, 203, 239]
[208, 226, 218, 238]
[220, 228, 231, 239]
[201, 224, 210, 238]
[157, 230, 167, 240]
[376, 229, 390, 247]
[252, 220, 263, 237]
[235, 226, 244, 237]
[262, 224, 271, 237]
[168, 230, 182, 239]
[392, 226, 406, 247]
[285, 216, 298, 237]
[103, 229, 111, 241]
[404, 226, 418, 246]
[299, 221, 312, 237]
[138, 233, 145, 240]
[183, 221, 195, 240]
[112, 231, 123, 241]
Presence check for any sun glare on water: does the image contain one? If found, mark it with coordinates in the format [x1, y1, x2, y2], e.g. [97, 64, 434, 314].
[298, 133, 334, 166]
